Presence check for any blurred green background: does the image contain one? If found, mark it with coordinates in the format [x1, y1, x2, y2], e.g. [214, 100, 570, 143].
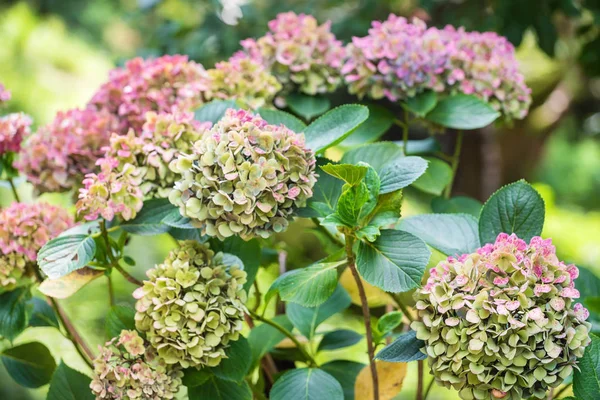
[0, 0, 599, 399]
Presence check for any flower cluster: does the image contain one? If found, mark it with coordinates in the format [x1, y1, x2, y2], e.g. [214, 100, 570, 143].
[0, 202, 73, 289]
[343, 15, 531, 120]
[88, 55, 208, 135]
[169, 108, 317, 240]
[133, 241, 247, 368]
[205, 56, 282, 109]
[0, 84, 11, 104]
[90, 330, 183, 400]
[0, 113, 32, 155]
[16, 108, 118, 193]
[236, 12, 345, 95]
[412, 233, 591, 400]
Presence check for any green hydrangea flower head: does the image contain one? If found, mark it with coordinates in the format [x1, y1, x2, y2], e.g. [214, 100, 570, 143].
[411, 233, 591, 400]
[169, 108, 317, 240]
[90, 330, 183, 399]
[133, 241, 247, 369]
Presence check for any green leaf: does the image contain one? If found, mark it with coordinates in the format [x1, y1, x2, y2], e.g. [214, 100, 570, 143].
[212, 336, 251, 382]
[105, 305, 136, 339]
[270, 368, 344, 400]
[398, 214, 480, 256]
[28, 297, 58, 329]
[168, 227, 205, 241]
[403, 137, 441, 155]
[304, 105, 369, 153]
[402, 91, 438, 117]
[425, 94, 500, 129]
[321, 164, 368, 186]
[375, 330, 427, 362]
[121, 198, 174, 235]
[573, 333, 600, 400]
[287, 285, 351, 339]
[162, 207, 195, 229]
[479, 180, 545, 244]
[341, 142, 403, 173]
[376, 311, 403, 336]
[298, 159, 344, 218]
[248, 315, 294, 367]
[257, 108, 307, 133]
[320, 361, 365, 400]
[195, 99, 239, 123]
[0, 287, 30, 341]
[211, 237, 261, 291]
[318, 329, 362, 352]
[579, 267, 600, 323]
[38, 235, 96, 279]
[188, 376, 252, 400]
[412, 158, 452, 196]
[330, 183, 370, 227]
[183, 368, 212, 388]
[47, 362, 94, 400]
[285, 93, 330, 121]
[356, 230, 430, 293]
[269, 261, 342, 307]
[341, 104, 394, 146]
[379, 156, 428, 194]
[431, 196, 482, 218]
[1, 342, 56, 388]
[367, 190, 404, 230]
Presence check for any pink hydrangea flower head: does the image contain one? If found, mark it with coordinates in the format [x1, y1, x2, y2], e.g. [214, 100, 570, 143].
[0, 84, 11, 104]
[412, 233, 591, 400]
[0, 113, 32, 155]
[0, 202, 73, 288]
[89, 55, 209, 135]
[236, 12, 345, 95]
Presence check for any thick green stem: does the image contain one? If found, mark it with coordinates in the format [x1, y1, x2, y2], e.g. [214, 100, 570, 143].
[444, 130, 464, 199]
[8, 178, 20, 202]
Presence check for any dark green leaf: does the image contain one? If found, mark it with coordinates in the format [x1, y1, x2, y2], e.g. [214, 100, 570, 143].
[398, 214, 480, 256]
[162, 207, 195, 229]
[285, 93, 330, 121]
[183, 368, 212, 388]
[105, 305, 136, 339]
[257, 108, 307, 133]
[270, 368, 344, 400]
[412, 158, 452, 196]
[38, 235, 96, 279]
[0, 287, 30, 341]
[320, 361, 365, 400]
[28, 297, 58, 329]
[318, 329, 362, 352]
[341, 142, 403, 173]
[356, 230, 430, 293]
[402, 91, 438, 117]
[212, 337, 252, 382]
[431, 196, 482, 218]
[248, 315, 294, 367]
[479, 180, 545, 245]
[377, 311, 403, 335]
[211, 237, 261, 291]
[121, 199, 174, 235]
[195, 100, 239, 123]
[329, 183, 370, 227]
[188, 376, 252, 400]
[341, 104, 394, 146]
[573, 333, 600, 400]
[287, 285, 351, 339]
[375, 330, 427, 362]
[379, 156, 428, 194]
[425, 94, 500, 129]
[47, 362, 94, 400]
[1, 342, 56, 388]
[304, 105, 369, 153]
[168, 227, 205, 241]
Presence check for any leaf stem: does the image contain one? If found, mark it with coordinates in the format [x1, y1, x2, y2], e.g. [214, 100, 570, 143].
[252, 280, 262, 313]
[423, 377, 435, 400]
[8, 178, 20, 202]
[390, 293, 414, 322]
[344, 231, 379, 400]
[444, 130, 464, 199]
[113, 263, 143, 286]
[553, 383, 571, 399]
[99, 220, 142, 286]
[247, 310, 317, 367]
[311, 218, 343, 246]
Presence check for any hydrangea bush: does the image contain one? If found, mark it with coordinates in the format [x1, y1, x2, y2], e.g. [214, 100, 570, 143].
[0, 12, 596, 400]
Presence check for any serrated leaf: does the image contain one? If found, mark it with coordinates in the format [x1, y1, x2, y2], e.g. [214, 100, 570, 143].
[341, 142, 404, 173]
[121, 198, 174, 235]
[188, 375, 252, 400]
[298, 159, 344, 218]
[402, 91, 438, 117]
[0, 287, 30, 341]
[341, 104, 394, 147]
[425, 94, 500, 129]
[398, 214, 480, 256]
[38, 235, 96, 279]
[38, 267, 104, 299]
[270, 368, 343, 400]
[356, 230, 430, 293]
[376, 311, 403, 336]
[321, 164, 368, 186]
[412, 158, 452, 196]
[1, 342, 56, 388]
[285, 93, 330, 120]
[367, 190, 403, 230]
[320, 361, 365, 400]
[304, 105, 369, 153]
[195, 99, 239, 123]
[212, 337, 251, 382]
[318, 329, 362, 352]
[355, 361, 407, 400]
[47, 362, 94, 400]
[28, 297, 58, 329]
[479, 180, 545, 244]
[379, 156, 428, 194]
[257, 108, 307, 133]
[375, 330, 427, 362]
[248, 315, 294, 367]
[105, 305, 136, 339]
[573, 333, 600, 400]
[431, 196, 482, 218]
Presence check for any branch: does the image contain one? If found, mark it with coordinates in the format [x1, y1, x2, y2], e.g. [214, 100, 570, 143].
[444, 130, 464, 198]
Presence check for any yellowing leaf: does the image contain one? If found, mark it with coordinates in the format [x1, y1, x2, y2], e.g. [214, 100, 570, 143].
[354, 361, 407, 400]
[339, 268, 392, 308]
[38, 267, 103, 299]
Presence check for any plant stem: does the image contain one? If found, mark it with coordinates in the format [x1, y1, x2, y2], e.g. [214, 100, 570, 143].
[99, 220, 142, 286]
[113, 263, 143, 286]
[8, 178, 20, 202]
[344, 232, 379, 400]
[107, 273, 115, 307]
[252, 280, 262, 313]
[390, 293, 414, 322]
[553, 383, 571, 399]
[248, 310, 317, 367]
[423, 375, 435, 400]
[51, 297, 95, 367]
[444, 130, 464, 199]
[417, 360, 424, 400]
[311, 218, 343, 246]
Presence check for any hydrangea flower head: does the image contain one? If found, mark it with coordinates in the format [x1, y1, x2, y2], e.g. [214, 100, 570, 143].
[237, 12, 345, 95]
[0, 113, 32, 155]
[0, 202, 73, 289]
[16, 108, 118, 193]
[0, 84, 11, 104]
[343, 15, 531, 120]
[89, 55, 208, 134]
[133, 241, 247, 368]
[90, 330, 183, 400]
[169, 108, 317, 240]
[412, 233, 591, 400]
